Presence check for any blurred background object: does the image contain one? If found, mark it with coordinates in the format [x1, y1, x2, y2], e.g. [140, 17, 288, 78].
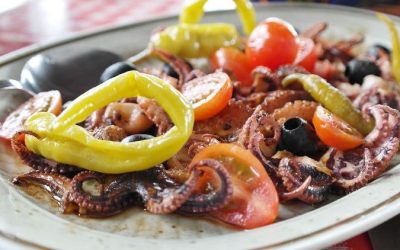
[0, 0, 182, 55]
[0, 0, 400, 55]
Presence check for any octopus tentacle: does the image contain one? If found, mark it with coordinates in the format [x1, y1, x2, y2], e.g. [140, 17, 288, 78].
[239, 106, 281, 159]
[251, 66, 279, 93]
[91, 125, 127, 141]
[371, 50, 393, 81]
[278, 156, 333, 204]
[66, 171, 140, 217]
[235, 92, 268, 108]
[14, 161, 233, 216]
[186, 134, 221, 157]
[166, 133, 221, 183]
[12, 171, 78, 213]
[326, 105, 400, 193]
[272, 100, 318, 125]
[238, 106, 281, 180]
[331, 35, 364, 53]
[178, 159, 233, 213]
[326, 148, 372, 193]
[140, 68, 179, 88]
[352, 86, 378, 111]
[280, 176, 312, 201]
[301, 22, 328, 40]
[11, 132, 82, 175]
[260, 90, 312, 114]
[137, 97, 173, 135]
[147, 159, 233, 214]
[13, 170, 71, 202]
[323, 35, 363, 63]
[84, 108, 106, 130]
[145, 167, 202, 214]
[365, 105, 400, 144]
[194, 99, 254, 140]
[275, 65, 309, 84]
[102, 102, 153, 135]
[353, 86, 400, 118]
[152, 48, 193, 88]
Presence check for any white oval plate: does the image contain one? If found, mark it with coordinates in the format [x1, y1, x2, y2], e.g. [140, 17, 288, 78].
[0, 3, 400, 250]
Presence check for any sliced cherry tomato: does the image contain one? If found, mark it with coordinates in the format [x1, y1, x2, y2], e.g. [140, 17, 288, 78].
[312, 105, 364, 150]
[181, 72, 233, 121]
[0, 90, 62, 141]
[191, 143, 279, 229]
[294, 37, 318, 72]
[210, 47, 253, 86]
[245, 17, 299, 71]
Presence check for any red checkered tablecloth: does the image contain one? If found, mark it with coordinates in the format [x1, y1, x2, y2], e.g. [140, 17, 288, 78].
[0, 0, 183, 55]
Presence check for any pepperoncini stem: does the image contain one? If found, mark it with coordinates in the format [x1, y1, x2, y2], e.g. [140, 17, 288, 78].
[149, 23, 240, 58]
[179, 0, 256, 35]
[25, 71, 194, 174]
[233, 0, 256, 35]
[179, 0, 207, 24]
[282, 73, 374, 135]
[377, 13, 400, 85]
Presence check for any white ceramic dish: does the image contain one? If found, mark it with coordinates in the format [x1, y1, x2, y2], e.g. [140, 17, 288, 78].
[0, 3, 399, 250]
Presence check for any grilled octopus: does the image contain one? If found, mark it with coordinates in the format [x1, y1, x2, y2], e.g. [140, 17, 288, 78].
[12, 131, 234, 216]
[3, 20, 400, 222]
[237, 105, 333, 203]
[324, 105, 400, 193]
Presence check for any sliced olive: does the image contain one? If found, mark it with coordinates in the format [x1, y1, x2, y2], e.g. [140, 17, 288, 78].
[345, 59, 381, 84]
[279, 117, 319, 156]
[100, 62, 137, 83]
[121, 134, 154, 143]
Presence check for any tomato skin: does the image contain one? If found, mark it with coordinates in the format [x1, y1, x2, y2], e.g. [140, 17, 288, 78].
[312, 106, 364, 150]
[210, 47, 253, 86]
[181, 72, 233, 121]
[191, 143, 279, 229]
[246, 17, 299, 71]
[294, 37, 318, 72]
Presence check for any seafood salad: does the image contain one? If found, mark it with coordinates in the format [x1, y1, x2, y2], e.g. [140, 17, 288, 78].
[1, 0, 400, 230]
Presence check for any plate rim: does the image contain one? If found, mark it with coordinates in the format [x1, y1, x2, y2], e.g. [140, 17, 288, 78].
[1, 2, 400, 250]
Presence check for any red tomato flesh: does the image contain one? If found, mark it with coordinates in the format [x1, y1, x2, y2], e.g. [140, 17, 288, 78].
[191, 143, 279, 229]
[294, 37, 318, 72]
[210, 47, 253, 87]
[246, 17, 299, 71]
[181, 72, 233, 121]
[312, 106, 364, 150]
